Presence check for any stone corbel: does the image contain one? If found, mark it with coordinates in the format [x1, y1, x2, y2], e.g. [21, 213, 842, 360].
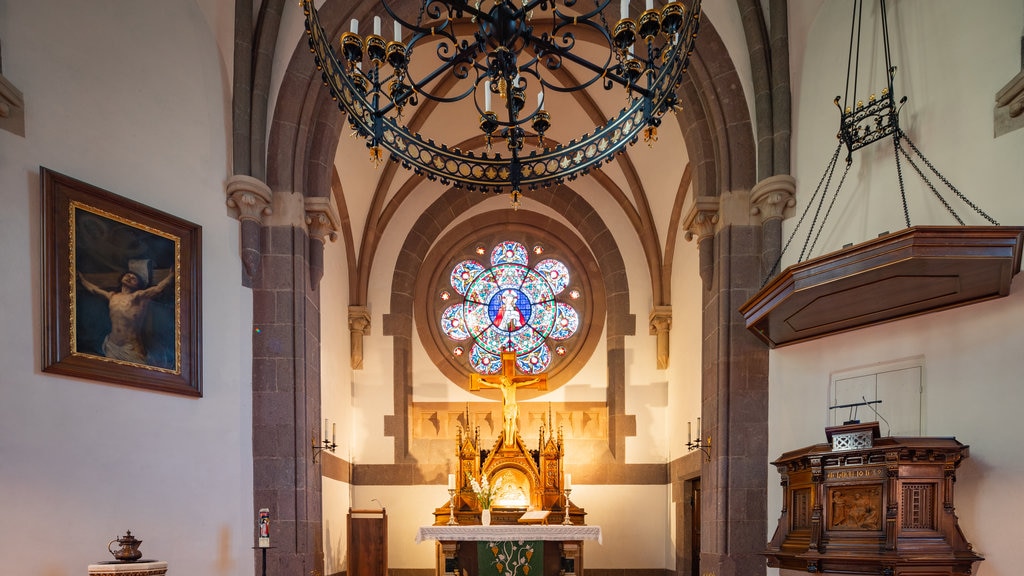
[684, 197, 720, 291]
[0, 69, 25, 136]
[648, 306, 672, 369]
[750, 175, 797, 281]
[348, 306, 371, 370]
[225, 174, 273, 281]
[304, 196, 340, 291]
[994, 69, 1024, 137]
[750, 175, 796, 224]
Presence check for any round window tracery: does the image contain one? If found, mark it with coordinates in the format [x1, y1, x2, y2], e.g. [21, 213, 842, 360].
[440, 240, 581, 375]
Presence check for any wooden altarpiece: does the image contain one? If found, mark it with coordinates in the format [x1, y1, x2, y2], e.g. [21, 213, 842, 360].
[428, 412, 592, 576]
[433, 411, 585, 526]
[765, 423, 983, 575]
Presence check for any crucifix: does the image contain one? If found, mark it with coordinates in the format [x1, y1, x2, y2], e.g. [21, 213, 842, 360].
[470, 350, 547, 447]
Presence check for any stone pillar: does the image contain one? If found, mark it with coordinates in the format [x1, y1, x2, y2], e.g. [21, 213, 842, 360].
[750, 175, 795, 282]
[225, 174, 273, 284]
[699, 219, 770, 576]
[252, 191, 324, 576]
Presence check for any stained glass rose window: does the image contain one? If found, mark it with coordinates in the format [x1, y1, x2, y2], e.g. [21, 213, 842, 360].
[440, 240, 580, 375]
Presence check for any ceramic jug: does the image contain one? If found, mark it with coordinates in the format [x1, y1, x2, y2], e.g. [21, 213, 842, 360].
[108, 530, 143, 562]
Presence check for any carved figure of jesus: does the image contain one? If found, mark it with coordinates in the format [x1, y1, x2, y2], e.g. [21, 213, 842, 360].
[471, 350, 547, 446]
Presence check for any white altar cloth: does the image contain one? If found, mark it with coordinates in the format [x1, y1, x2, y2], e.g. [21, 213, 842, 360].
[415, 525, 602, 545]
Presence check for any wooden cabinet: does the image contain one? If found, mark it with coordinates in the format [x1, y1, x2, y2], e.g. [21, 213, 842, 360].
[765, 424, 982, 575]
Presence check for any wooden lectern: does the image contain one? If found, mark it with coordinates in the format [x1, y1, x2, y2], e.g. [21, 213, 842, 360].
[765, 423, 983, 575]
[348, 508, 387, 576]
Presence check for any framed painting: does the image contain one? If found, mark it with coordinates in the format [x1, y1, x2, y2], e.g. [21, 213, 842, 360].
[41, 167, 202, 396]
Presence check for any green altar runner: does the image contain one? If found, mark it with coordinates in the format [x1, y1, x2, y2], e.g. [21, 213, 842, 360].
[416, 525, 602, 576]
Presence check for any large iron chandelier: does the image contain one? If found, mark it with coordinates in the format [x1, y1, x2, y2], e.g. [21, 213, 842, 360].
[302, 0, 701, 206]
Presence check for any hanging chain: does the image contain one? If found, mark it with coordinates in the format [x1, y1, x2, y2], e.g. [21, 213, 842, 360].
[798, 142, 848, 263]
[763, 142, 844, 286]
[892, 128, 912, 228]
[806, 159, 853, 258]
[898, 130, 999, 225]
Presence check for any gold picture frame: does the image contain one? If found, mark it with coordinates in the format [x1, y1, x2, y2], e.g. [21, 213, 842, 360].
[41, 167, 202, 396]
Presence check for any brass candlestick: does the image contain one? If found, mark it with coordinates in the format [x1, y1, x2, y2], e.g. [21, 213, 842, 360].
[447, 489, 458, 525]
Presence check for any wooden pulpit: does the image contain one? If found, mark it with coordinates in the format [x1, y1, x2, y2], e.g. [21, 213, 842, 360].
[765, 423, 983, 575]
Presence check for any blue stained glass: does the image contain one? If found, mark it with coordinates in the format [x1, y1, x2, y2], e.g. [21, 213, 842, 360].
[451, 260, 486, 295]
[549, 303, 579, 340]
[465, 272, 500, 305]
[490, 263, 529, 289]
[516, 344, 551, 374]
[491, 241, 529, 266]
[475, 324, 515, 356]
[441, 304, 471, 340]
[533, 259, 570, 295]
[487, 289, 532, 331]
[527, 301, 557, 333]
[470, 344, 501, 374]
[440, 240, 582, 375]
[509, 324, 546, 353]
[464, 302, 492, 336]
[520, 268, 556, 303]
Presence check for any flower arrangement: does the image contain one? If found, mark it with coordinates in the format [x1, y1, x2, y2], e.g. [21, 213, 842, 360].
[466, 471, 502, 510]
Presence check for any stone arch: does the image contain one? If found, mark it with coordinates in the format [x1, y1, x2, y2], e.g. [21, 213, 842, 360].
[384, 183, 634, 465]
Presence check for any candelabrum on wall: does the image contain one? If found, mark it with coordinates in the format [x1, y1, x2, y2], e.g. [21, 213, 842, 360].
[312, 418, 337, 463]
[687, 417, 712, 461]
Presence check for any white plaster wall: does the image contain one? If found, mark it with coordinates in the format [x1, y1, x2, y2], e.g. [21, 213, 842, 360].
[667, 215, 705, 464]
[0, 1, 252, 575]
[771, 2, 1024, 575]
[322, 478, 352, 574]
[320, 196, 354, 575]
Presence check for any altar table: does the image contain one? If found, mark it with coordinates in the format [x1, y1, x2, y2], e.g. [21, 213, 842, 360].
[416, 525, 602, 576]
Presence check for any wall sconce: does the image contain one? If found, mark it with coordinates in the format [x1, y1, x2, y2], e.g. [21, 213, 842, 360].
[312, 418, 337, 463]
[687, 417, 712, 462]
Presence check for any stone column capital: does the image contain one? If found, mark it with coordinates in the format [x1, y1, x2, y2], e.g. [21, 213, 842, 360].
[349, 306, 371, 334]
[750, 174, 796, 223]
[225, 174, 273, 223]
[648, 306, 672, 333]
[649, 306, 672, 370]
[683, 197, 720, 243]
[304, 196, 341, 244]
[349, 305, 371, 370]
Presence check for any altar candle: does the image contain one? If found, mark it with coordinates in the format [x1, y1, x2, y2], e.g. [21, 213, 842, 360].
[373, 16, 381, 37]
[621, 0, 629, 20]
[394, 21, 402, 42]
[350, 19, 358, 34]
[448, 473, 456, 490]
[564, 473, 572, 489]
